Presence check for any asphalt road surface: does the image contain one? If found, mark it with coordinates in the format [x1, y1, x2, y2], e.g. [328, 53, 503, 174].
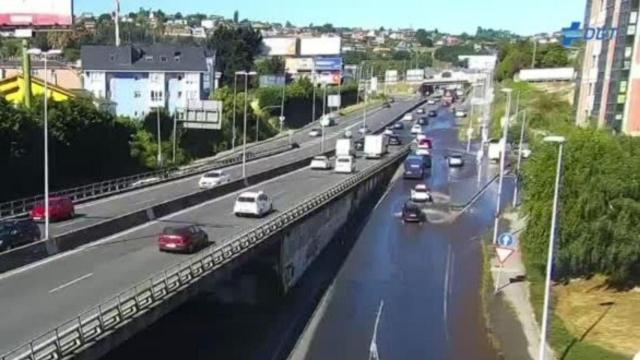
[289, 110, 516, 360]
[37, 98, 420, 238]
[0, 100, 428, 355]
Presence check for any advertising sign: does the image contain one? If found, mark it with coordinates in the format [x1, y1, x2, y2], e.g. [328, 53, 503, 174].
[285, 57, 314, 73]
[385, 70, 398, 84]
[314, 57, 343, 71]
[300, 36, 342, 56]
[0, 0, 73, 27]
[318, 71, 341, 85]
[262, 37, 298, 56]
[328, 94, 341, 108]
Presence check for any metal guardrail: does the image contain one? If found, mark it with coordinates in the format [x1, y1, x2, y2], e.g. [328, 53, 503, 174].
[0, 143, 294, 220]
[0, 145, 410, 360]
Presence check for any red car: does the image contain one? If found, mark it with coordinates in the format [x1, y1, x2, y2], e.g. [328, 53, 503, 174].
[417, 138, 433, 150]
[30, 196, 75, 222]
[158, 225, 209, 253]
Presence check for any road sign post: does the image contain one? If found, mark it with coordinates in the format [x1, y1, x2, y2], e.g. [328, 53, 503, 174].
[494, 232, 517, 294]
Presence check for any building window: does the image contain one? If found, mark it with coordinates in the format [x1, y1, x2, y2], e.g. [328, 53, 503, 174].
[628, 25, 636, 36]
[160, 56, 168, 62]
[134, 111, 138, 117]
[617, 94, 626, 104]
[150, 90, 164, 102]
[620, 81, 628, 92]
[134, 90, 141, 98]
[145, 55, 153, 62]
[631, 11, 638, 24]
[177, 91, 183, 98]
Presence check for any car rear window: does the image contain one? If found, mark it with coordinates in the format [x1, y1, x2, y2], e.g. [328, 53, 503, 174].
[205, 172, 221, 178]
[337, 158, 351, 163]
[162, 227, 187, 235]
[313, 157, 327, 161]
[237, 196, 256, 203]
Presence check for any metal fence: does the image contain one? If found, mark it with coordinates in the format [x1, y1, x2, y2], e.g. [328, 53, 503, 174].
[0, 145, 409, 360]
[0, 143, 293, 220]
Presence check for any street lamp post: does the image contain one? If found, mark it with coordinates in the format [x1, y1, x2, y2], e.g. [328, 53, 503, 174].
[172, 112, 177, 163]
[232, 74, 238, 150]
[156, 108, 162, 167]
[492, 88, 512, 245]
[538, 135, 566, 360]
[513, 110, 528, 207]
[280, 70, 286, 132]
[236, 70, 257, 178]
[27, 48, 61, 241]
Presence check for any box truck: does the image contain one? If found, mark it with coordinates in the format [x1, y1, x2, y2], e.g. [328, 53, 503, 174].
[364, 135, 388, 159]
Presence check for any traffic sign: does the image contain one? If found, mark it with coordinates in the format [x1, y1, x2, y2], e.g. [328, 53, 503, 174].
[497, 232, 516, 248]
[279, 116, 286, 122]
[496, 247, 515, 264]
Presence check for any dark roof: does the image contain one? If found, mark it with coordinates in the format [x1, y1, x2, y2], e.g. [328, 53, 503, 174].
[81, 44, 208, 72]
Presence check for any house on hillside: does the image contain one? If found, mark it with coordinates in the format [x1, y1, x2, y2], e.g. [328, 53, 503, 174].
[81, 44, 215, 118]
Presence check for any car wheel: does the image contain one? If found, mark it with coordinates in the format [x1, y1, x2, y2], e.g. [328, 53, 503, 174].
[188, 243, 195, 253]
[69, 210, 75, 219]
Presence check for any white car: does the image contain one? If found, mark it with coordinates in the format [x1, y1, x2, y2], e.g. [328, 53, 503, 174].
[448, 155, 464, 167]
[334, 155, 356, 173]
[402, 113, 413, 121]
[310, 156, 332, 170]
[415, 148, 431, 156]
[426, 99, 437, 105]
[233, 191, 273, 217]
[411, 124, 423, 134]
[454, 110, 467, 118]
[358, 125, 370, 134]
[320, 115, 335, 127]
[309, 128, 322, 137]
[411, 184, 433, 203]
[343, 130, 353, 138]
[383, 127, 395, 136]
[198, 170, 231, 189]
[415, 133, 428, 143]
[416, 108, 425, 114]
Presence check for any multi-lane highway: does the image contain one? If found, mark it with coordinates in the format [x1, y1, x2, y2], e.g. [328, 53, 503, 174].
[31, 98, 419, 238]
[87, 102, 510, 360]
[0, 98, 423, 355]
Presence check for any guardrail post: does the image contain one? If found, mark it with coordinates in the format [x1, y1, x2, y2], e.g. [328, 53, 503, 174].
[97, 304, 105, 330]
[77, 316, 85, 343]
[54, 328, 62, 356]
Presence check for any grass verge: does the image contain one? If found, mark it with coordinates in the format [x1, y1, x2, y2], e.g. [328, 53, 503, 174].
[480, 233, 502, 352]
[338, 99, 383, 117]
[526, 265, 629, 360]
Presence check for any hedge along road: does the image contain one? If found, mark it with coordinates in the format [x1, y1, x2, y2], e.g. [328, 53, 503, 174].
[0, 99, 424, 355]
[27, 97, 422, 239]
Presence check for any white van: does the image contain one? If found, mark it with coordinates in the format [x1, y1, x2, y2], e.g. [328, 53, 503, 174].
[335, 156, 356, 173]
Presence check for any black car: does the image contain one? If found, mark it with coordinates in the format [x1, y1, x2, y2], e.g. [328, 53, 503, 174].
[388, 135, 402, 146]
[393, 122, 404, 130]
[382, 102, 391, 108]
[355, 139, 365, 151]
[428, 110, 438, 117]
[402, 201, 425, 224]
[0, 219, 41, 251]
[418, 117, 429, 126]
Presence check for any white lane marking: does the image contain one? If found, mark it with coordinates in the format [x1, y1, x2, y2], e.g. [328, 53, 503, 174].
[0, 166, 311, 282]
[443, 244, 452, 342]
[369, 300, 385, 358]
[48, 273, 93, 294]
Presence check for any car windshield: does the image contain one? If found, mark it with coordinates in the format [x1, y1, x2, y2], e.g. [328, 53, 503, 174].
[313, 157, 327, 161]
[415, 188, 427, 193]
[204, 172, 221, 178]
[404, 203, 421, 212]
[337, 158, 351, 163]
[237, 196, 257, 203]
[0, 223, 12, 236]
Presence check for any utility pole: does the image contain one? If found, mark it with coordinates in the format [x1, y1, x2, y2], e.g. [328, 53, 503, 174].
[531, 39, 537, 69]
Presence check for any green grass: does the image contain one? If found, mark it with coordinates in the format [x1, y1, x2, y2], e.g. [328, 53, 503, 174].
[338, 99, 383, 116]
[526, 267, 629, 360]
[480, 234, 502, 351]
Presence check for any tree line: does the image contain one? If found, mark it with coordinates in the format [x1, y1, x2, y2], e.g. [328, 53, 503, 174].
[502, 82, 640, 286]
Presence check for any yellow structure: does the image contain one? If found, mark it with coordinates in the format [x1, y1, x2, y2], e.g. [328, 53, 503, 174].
[0, 75, 75, 104]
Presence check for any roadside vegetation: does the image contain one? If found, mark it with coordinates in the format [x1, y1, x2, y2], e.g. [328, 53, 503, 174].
[488, 78, 640, 358]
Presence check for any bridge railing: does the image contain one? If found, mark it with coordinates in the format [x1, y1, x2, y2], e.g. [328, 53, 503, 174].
[0, 145, 410, 360]
[0, 142, 295, 220]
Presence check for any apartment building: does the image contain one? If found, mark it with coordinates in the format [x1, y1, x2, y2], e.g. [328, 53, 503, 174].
[576, 0, 640, 134]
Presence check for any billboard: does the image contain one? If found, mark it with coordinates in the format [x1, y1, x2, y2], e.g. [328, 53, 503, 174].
[285, 57, 314, 73]
[317, 71, 341, 85]
[262, 37, 298, 56]
[300, 37, 341, 56]
[314, 57, 343, 71]
[0, 0, 73, 27]
[328, 95, 341, 108]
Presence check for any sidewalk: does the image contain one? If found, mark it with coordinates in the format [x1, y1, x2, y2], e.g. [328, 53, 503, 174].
[490, 211, 553, 360]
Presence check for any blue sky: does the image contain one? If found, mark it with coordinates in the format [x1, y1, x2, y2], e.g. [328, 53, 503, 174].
[75, 0, 585, 35]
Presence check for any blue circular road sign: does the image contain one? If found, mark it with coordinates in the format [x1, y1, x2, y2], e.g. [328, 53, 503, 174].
[498, 232, 516, 248]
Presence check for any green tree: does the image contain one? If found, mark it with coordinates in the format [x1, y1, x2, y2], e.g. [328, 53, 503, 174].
[233, 10, 239, 23]
[207, 26, 262, 86]
[540, 43, 569, 67]
[255, 56, 285, 75]
[415, 29, 433, 47]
